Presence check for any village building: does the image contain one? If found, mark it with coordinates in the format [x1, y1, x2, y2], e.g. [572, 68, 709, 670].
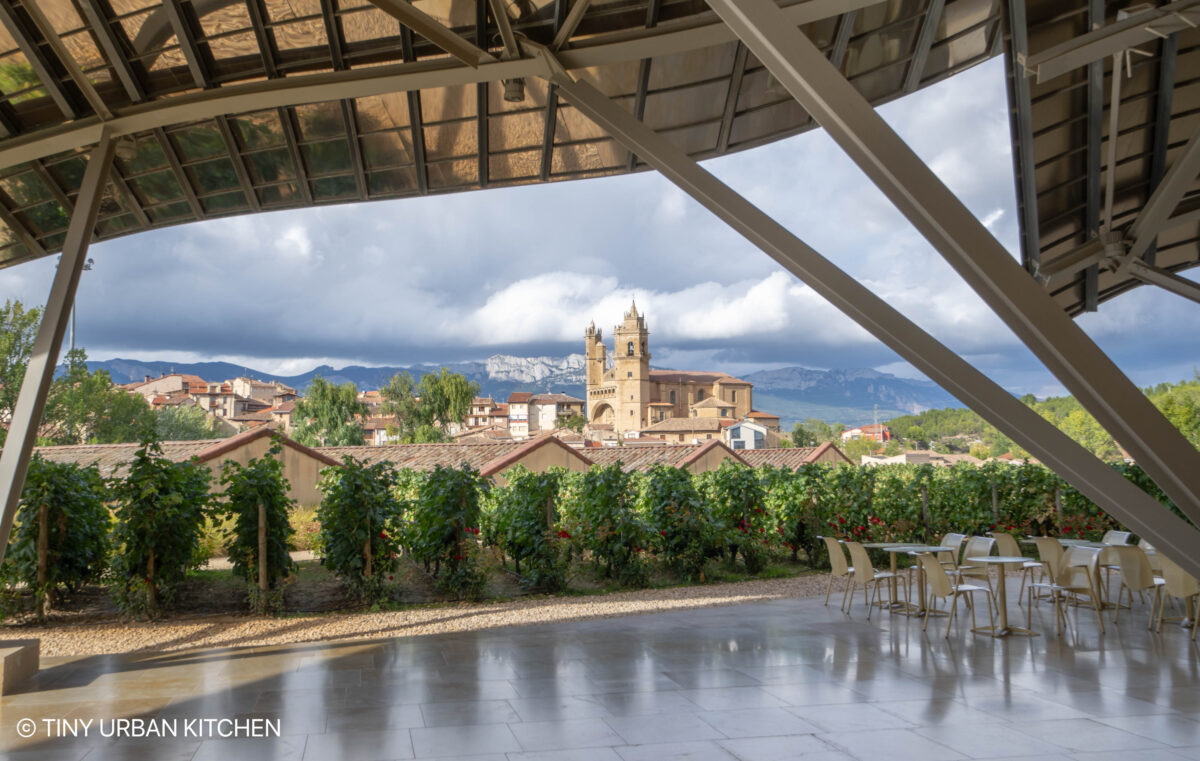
[529, 393, 585, 432]
[507, 392, 532, 440]
[841, 423, 892, 443]
[230, 377, 299, 406]
[122, 373, 206, 402]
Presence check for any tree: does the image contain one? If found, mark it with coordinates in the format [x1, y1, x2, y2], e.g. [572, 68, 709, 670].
[292, 376, 367, 446]
[419, 368, 479, 434]
[557, 413, 586, 433]
[0, 299, 41, 444]
[792, 417, 836, 447]
[219, 442, 296, 613]
[155, 405, 222, 441]
[379, 368, 479, 442]
[43, 349, 155, 445]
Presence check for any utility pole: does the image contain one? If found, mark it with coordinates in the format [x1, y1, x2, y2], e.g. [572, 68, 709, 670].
[68, 258, 94, 354]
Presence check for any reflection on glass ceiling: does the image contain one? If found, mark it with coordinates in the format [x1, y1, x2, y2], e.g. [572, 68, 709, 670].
[0, 0, 1003, 273]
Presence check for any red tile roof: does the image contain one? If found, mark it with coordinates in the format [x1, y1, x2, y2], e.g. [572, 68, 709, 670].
[478, 436, 592, 477]
[507, 392, 533, 404]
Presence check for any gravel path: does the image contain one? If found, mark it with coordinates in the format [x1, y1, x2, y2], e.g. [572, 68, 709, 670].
[20, 573, 832, 657]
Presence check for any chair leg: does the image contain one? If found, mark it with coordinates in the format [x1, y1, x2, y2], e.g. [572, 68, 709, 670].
[945, 594, 957, 638]
[985, 591, 996, 631]
[825, 573, 834, 606]
[967, 592, 977, 631]
[1114, 585, 1123, 624]
[845, 580, 856, 613]
[1149, 587, 1161, 631]
[922, 599, 932, 632]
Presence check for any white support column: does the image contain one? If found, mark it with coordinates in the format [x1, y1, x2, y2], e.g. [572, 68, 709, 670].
[705, 0, 1200, 530]
[529, 52, 1200, 579]
[0, 133, 114, 565]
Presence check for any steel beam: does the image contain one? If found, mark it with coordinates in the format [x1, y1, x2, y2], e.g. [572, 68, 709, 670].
[1005, 0, 1041, 273]
[1039, 237, 1106, 286]
[1126, 258, 1200, 305]
[216, 115, 261, 212]
[476, 0, 488, 188]
[1082, 0, 1103, 311]
[246, 0, 279, 79]
[533, 53, 1200, 579]
[707, 0, 1200, 529]
[487, 0, 520, 58]
[0, 0, 878, 173]
[1144, 34, 1178, 266]
[106, 166, 150, 226]
[1128, 126, 1200, 263]
[1025, 0, 1200, 84]
[0, 0, 78, 119]
[163, 0, 211, 89]
[903, 0, 944, 93]
[551, 0, 592, 51]
[715, 43, 748, 155]
[152, 127, 203, 218]
[78, 0, 145, 102]
[22, 0, 113, 119]
[277, 107, 313, 205]
[0, 203, 46, 259]
[320, 0, 346, 70]
[400, 27, 429, 194]
[368, 0, 496, 68]
[0, 134, 115, 566]
[627, 0, 663, 171]
[829, 10, 856, 72]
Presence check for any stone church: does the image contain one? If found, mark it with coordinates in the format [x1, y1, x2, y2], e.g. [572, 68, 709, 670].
[584, 303, 757, 436]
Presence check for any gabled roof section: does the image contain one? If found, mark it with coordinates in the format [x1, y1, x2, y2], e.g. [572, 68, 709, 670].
[675, 439, 747, 470]
[478, 435, 593, 477]
[690, 396, 736, 409]
[195, 427, 340, 468]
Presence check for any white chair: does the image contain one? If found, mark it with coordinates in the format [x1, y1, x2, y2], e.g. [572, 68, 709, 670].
[936, 533, 966, 569]
[1027, 546, 1106, 635]
[820, 536, 854, 609]
[845, 541, 901, 621]
[1155, 552, 1200, 634]
[992, 532, 1043, 601]
[917, 553, 995, 638]
[1110, 546, 1165, 630]
[952, 536, 996, 596]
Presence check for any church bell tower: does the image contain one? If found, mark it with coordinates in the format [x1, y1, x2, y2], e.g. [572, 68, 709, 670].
[613, 301, 651, 431]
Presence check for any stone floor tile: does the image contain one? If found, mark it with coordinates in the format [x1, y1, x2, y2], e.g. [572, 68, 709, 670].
[418, 700, 521, 728]
[612, 740, 739, 761]
[913, 722, 1069, 758]
[1093, 715, 1200, 747]
[788, 702, 917, 732]
[695, 707, 821, 738]
[604, 713, 725, 746]
[507, 718, 624, 751]
[817, 728, 967, 761]
[677, 687, 787, 711]
[717, 734, 850, 761]
[1011, 718, 1168, 752]
[302, 729, 414, 760]
[409, 724, 522, 759]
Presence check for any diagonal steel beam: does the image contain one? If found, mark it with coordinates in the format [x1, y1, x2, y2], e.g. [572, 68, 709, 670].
[1128, 126, 1200, 262]
[551, 0, 592, 51]
[487, 0, 520, 58]
[215, 115, 261, 212]
[707, 0, 1200, 530]
[246, 0, 279, 78]
[0, 133, 116, 566]
[1125, 258, 1200, 305]
[368, 0, 496, 68]
[277, 108, 313, 205]
[0, 202, 46, 259]
[400, 27, 428, 194]
[715, 43, 748, 155]
[476, 0, 488, 188]
[163, 0, 211, 89]
[0, 0, 78, 119]
[106, 165, 150, 226]
[152, 127, 203, 218]
[78, 0, 145, 102]
[627, 0, 663, 171]
[1081, 0, 1103, 311]
[1025, 0, 1200, 84]
[903, 0, 944, 93]
[22, 0, 113, 119]
[829, 10, 856, 72]
[321, 0, 346, 70]
[531, 51, 1200, 580]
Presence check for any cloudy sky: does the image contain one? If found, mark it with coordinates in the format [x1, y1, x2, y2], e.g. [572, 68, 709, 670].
[1, 57, 1197, 398]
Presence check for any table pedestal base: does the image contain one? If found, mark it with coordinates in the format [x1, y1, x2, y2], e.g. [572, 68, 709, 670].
[971, 624, 1038, 638]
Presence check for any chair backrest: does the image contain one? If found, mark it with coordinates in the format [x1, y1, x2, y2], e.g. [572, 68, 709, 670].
[822, 536, 850, 576]
[962, 536, 995, 563]
[1102, 530, 1132, 545]
[1137, 538, 1155, 552]
[845, 541, 875, 583]
[1058, 547, 1100, 594]
[1032, 537, 1064, 582]
[937, 533, 966, 564]
[1113, 545, 1156, 592]
[1158, 552, 1200, 598]
[918, 553, 953, 599]
[992, 533, 1022, 557]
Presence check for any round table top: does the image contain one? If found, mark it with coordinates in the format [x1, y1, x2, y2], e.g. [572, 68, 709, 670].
[901, 546, 954, 554]
[847, 542, 923, 549]
[967, 556, 1030, 563]
[1059, 539, 1110, 548]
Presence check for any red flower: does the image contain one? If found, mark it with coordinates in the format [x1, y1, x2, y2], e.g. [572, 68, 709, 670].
[558, 530, 572, 539]
[660, 530, 667, 536]
[838, 517, 846, 525]
[380, 530, 387, 539]
[389, 575, 394, 581]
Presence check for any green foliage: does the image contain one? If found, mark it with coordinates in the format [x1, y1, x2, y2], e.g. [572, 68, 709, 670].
[155, 404, 222, 441]
[0, 299, 40, 445]
[638, 465, 715, 581]
[485, 465, 568, 591]
[409, 465, 488, 600]
[763, 463, 832, 566]
[380, 368, 480, 441]
[697, 462, 771, 573]
[3, 457, 109, 614]
[791, 418, 837, 447]
[44, 349, 155, 445]
[219, 442, 297, 613]
[317, 457, 401, 602]
[293, 377, 367, 446]
[560, 464, 647, 586]
[557, 413, 587, 433]
[110, 436, 212, 617]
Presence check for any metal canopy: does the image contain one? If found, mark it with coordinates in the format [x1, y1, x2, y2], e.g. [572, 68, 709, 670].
[0, 0, 1001, 270]
[1010, 0, 1200, 313]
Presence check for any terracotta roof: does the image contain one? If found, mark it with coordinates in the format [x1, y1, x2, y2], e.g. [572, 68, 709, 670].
[362, 416, 397, 431]
[472, 396, 495, 405]
[587, 445, 710, 472]
[648, 370, 750, 385]
[676, 439, 748, 469]
[316, 442, 522, 471]
[197, 427, 341, 468]
[690, 396, 736, 409]
[738, 442, 853, 468]
[507, 392, 533, 404]
[530, 393, 584, 404]
[273, 401, 295, 413]
[641, 417, 726, 433]
[24, 441, 213, 477]
[478, 436, 593, 477]
[747, 410, 780, 419]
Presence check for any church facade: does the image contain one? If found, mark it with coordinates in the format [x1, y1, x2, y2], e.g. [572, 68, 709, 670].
[584, 303, 755, 436]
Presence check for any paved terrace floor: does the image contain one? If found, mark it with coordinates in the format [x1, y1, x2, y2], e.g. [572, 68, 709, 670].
[2, 577, 1199, 761]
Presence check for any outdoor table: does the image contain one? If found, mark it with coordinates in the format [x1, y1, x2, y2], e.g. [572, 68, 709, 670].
[966, 556, 1039, 638]
[895, 546, 951, 616]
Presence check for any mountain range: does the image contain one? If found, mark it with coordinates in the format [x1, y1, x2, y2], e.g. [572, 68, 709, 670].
[87, 354, 961, 427]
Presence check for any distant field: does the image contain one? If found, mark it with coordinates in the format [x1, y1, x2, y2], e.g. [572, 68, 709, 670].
[751, 393, 908, 429]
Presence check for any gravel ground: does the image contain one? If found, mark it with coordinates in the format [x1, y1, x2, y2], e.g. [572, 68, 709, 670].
[19, 573, 832, 657]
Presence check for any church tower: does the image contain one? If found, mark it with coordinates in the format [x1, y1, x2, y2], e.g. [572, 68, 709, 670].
[584, 321, 607, 422]
[613, 301, 651, 431]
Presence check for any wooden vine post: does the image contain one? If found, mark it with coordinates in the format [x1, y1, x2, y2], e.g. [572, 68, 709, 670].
[921, 484, 930, 533]
[258, 500, 268, 594]
[991, 484, 999, 522]
[35, 500, 48, 618]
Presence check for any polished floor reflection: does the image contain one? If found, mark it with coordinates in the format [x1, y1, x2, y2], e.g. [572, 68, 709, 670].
[2, 578, 1199, 760]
